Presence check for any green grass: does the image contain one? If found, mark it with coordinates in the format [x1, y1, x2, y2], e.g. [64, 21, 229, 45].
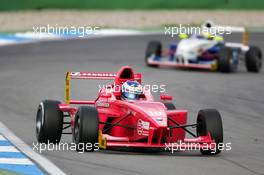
[1, 0, 264, 11]
[0, 169, 22, 175]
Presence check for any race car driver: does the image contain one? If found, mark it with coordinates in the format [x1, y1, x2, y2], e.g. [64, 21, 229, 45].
[121, 81, 143, 100]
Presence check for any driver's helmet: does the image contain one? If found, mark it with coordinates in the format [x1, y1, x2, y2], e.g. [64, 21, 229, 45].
[121, 81, 143, 100]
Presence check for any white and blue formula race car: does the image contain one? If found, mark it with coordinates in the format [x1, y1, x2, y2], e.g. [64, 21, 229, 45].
[145, 23, 262, 73]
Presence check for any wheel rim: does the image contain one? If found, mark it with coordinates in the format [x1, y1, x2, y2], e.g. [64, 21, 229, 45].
[36, 103, 44, 135]
[230, 53, 238, 71]
[196, 117, 205, 136]
[257, 54, 262, 69]
[74, 117, 80, 143]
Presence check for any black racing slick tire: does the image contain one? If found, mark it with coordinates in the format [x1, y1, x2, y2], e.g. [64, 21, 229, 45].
[36, 100, 63, 143]
[245, 46, 262, 72]
[218, 47, 238, 73]
[145, 41, 162, 67]
[73, 106, 99, 152]
[196, 109, 223, 155]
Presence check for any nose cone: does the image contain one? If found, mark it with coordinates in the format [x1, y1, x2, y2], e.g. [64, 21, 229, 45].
[176, 39, 199, 60]
[136, 102, 167, 127]
[178, 39, 195, 51]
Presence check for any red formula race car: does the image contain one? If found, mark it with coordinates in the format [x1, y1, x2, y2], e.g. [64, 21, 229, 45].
[36, 66, 223, 155]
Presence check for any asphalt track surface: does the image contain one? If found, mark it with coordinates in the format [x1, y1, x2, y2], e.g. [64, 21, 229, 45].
[0, 33, 264, 175]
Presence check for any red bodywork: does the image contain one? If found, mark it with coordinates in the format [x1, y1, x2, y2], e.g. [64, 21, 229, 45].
[59, 66, 215, 150]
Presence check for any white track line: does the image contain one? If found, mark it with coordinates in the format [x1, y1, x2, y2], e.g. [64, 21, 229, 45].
[0, 122, 66, 175]
[0, 29, 161, 47]
[0, 146, 19, 152]
[0, 158, 33, 165]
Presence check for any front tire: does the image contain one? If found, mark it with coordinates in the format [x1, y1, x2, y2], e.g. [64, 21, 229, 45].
[36, 100, 63, 143]
[196, 109, 223, 155]
[73, 106, 99, 152]
[145, 41, 162, 67]
[218, 47, 238, 73]
[245, 46, 262, 72]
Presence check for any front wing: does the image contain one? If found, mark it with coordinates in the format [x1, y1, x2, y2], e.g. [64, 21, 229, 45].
[148, 59, 218, 71]
[99, 132, 216, 151]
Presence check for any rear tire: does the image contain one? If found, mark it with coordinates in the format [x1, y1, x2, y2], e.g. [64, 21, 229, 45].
[145, 41, 162, 67]
[245, 46, 262, 72]
[196, 109, 223, 155]
[36, 100, 63, 143]
[218, 47, 238, 73]
[73, 106, 99, 152]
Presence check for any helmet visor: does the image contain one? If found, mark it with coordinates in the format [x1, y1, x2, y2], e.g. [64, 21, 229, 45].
[123, 91, 139, 100]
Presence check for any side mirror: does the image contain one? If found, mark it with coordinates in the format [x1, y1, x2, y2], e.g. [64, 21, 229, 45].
[160, 94, 173, 101]
[99, 92, 112, 98]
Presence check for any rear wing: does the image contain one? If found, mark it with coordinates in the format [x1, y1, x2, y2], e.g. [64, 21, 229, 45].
[65, 71, 142, 104]
[65, 71, 116, 104]
[225, 25, 249, 46]
[69, 72, 117, 80]
[202, 21, 249, 46]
